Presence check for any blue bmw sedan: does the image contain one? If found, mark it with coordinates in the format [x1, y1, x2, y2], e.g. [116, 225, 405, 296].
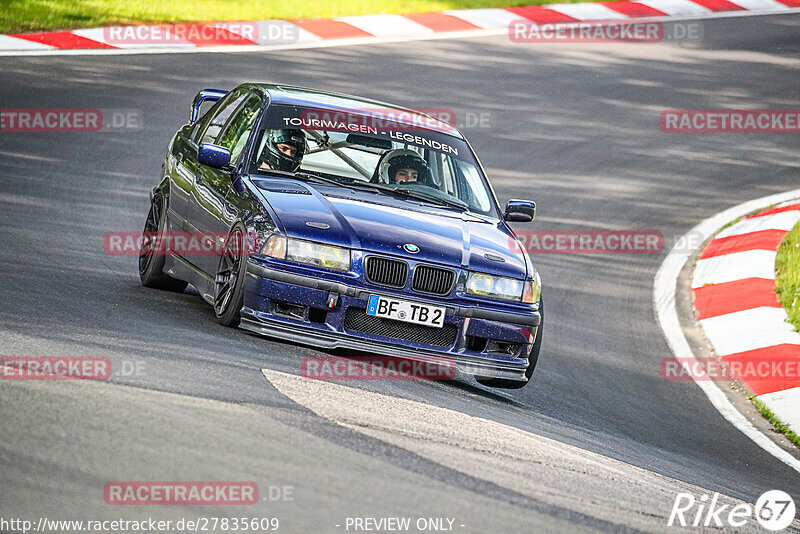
[140, 83, 542, 389]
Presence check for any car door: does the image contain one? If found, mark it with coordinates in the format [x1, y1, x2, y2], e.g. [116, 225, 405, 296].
[191, 91, 263, 274]
[178, 89, 249, 270]
[168, 97, 229, 232]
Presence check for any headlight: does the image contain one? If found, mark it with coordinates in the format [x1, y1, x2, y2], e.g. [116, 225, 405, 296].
[262, 235, 351, 272]
[466, 272, 526, 302]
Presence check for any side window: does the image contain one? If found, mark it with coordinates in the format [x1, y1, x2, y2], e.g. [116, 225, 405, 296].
[426, 152, 457, 195]
[456, 161, 491, 213]
[199, 91, 249, 145]
[217, 95, 263, 162]
[191, 95, 232, 142]
[439, 154, 458, 196]
[192, 102, 215, 135]
[191, 102, 220, 142]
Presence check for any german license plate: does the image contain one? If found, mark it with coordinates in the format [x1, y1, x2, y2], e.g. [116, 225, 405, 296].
[366, 295, 445, 328]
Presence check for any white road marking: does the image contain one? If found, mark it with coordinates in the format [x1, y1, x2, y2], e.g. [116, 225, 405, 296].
[699, 307, 800, 356]
[716, 210, 800, 239]
[727, 0, 790, 10]
[261, 369, 761, 531]
[335, 14, 434, 37]
[0, 35, 54, 50]
[637, 0, 712, 16]
[692, 249, 777, 288]
[443, 8, 522, 29]
[544, 3, 631, 20]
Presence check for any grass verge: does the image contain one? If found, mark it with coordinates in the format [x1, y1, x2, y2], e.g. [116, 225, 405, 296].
[759, 217, 800, 450]
[750, 396, 800, 449]
[2, 0, 596, 34]
[774, 218, 800, 332]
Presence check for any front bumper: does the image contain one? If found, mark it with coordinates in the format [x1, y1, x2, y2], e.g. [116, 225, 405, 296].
[242, 259, 541, 382]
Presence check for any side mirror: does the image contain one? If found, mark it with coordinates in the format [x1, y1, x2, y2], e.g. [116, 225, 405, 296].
[504, 199, 536, 222]
[198, 143, 232, 170]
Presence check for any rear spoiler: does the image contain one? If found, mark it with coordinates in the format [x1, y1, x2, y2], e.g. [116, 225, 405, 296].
[190, 88, 229, 123]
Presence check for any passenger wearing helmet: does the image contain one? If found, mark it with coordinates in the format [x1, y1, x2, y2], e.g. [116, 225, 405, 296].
[388, 153, 430, 184]
[258, 128, 308, 172]
[375, 149, 431, 185]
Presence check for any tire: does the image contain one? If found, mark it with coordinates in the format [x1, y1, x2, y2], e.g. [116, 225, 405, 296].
[475, 297, 543, 390]
[214, 223, 248, 327]
[139, 193, 188, 293]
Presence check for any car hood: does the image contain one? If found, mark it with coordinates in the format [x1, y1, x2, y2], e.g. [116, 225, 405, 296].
[252, 179, 529, 278]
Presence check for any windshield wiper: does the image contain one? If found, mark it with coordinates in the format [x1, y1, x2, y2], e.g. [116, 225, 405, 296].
[368, 185, 468, 211]
[257, 170, 468, 211]
[397, 188, 468, 210]
[257, 169, 348, 188]
[341, 181, 468, 210]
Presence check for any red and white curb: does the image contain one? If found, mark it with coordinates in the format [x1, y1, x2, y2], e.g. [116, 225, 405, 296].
[655, 190, 800, 475]
[693, 201, 800, 434]
[1, 0, 799, 55]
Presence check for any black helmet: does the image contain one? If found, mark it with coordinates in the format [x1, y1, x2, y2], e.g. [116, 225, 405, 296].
[383, 151, 430, 184]
[261, 129, 308, 172]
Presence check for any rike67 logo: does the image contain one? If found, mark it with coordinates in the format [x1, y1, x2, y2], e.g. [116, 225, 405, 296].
[669, 490, 796, 531]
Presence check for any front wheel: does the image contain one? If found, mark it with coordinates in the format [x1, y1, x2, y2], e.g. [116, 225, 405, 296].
[214, 224, 248, 327]
[139, 193, 188, 293]
[475, 297, 543, 390]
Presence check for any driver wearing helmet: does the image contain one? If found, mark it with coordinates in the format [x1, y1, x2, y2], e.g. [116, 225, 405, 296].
[258, 128, 308, 172]
[379, 150, 431, 185]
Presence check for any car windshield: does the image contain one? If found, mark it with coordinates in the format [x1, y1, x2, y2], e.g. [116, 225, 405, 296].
[249, 104, 497, 216]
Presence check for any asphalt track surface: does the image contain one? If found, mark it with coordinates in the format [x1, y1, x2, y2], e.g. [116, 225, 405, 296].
[1, 13, 800, 533]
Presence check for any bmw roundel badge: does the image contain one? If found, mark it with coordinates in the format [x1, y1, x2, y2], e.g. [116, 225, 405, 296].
[403, 243, 420, 254]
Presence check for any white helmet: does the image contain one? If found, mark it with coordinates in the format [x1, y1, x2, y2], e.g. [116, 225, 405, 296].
[376, 149, 431, 184]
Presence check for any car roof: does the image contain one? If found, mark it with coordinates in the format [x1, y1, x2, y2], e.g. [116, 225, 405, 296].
[244, 83, 465, 139]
